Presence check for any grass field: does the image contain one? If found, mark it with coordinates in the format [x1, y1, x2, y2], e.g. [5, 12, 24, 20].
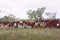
[0, 27, 60, 40]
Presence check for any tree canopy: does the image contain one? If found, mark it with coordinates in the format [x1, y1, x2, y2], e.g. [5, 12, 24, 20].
[27, 7, 46, 20]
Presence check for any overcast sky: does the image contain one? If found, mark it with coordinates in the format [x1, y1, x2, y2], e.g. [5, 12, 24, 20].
[0, 0, 60, 19]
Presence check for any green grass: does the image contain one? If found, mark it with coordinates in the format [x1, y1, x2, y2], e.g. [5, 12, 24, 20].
[0, 28, 60, 40]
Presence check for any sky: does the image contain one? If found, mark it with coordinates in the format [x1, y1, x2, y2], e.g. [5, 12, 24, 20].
[0, 0, 60, 19]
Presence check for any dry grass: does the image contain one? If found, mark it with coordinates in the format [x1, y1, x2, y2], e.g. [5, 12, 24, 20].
[0, 27, 60, 40]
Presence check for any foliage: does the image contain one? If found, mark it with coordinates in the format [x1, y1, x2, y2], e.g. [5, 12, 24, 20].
[0, 14, 16, 22]
[27, 7, 46, 20]
[8, 14, 15, 22]
[20, 19, 26, 21]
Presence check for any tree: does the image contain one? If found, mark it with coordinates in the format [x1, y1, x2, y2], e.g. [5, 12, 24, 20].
[8, 14, 16, 22]
[27, 10, 36, 20]
[27, 7, 46, 20]
[2, 16, 9, 22]
[0, 14, 16, 22]
[46, 13, 56, 19]
[36, 7, 46, 20]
